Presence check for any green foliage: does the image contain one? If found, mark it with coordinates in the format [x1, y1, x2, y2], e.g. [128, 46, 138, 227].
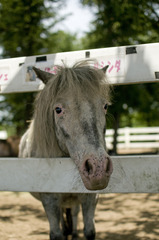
[45, 31, 81, 53]
[109, 83, 159, 129]
[81, 0, 159, 48]
[0, 93, 36, 135]
[0, 0, 66, 57]
[81, 0, 159, 128]
[0, 0, 80, 135]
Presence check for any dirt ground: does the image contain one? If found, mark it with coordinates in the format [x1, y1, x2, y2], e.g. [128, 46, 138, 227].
[0, 192, 159, 240]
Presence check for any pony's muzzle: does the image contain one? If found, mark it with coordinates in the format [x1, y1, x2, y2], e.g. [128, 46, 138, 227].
[81, 155, 113, 190]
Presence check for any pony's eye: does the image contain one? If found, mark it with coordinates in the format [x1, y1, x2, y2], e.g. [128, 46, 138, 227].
[55, 107, 62, 114]
[104, 104, 108, 111]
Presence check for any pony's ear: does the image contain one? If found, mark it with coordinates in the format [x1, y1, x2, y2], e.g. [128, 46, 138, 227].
[102, 65, 109, 73]
[33, 67, 54, 84]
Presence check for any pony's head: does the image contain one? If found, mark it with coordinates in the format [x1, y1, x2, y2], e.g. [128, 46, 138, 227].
[32, 61, 113, 190]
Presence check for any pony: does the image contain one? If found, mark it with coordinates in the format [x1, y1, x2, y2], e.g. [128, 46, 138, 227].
[0, 136, 20, 157]
[19, 61, 113, 240]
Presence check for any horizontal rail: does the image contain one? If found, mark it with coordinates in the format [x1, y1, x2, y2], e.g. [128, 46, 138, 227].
[0, 155, 159, 193]
[106, 127, 159, 135]
[0, 43, 159, 93]
[117, 142, 159, 149]
[0, 130, 8, 139]
[106, 127, 159, 150]
[118, 127, 159, 134]
[107, 135, 159, 142]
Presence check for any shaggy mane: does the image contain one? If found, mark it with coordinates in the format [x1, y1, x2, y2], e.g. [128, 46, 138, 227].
[38, 60, 110, 100]
[29, 61, 111, 157]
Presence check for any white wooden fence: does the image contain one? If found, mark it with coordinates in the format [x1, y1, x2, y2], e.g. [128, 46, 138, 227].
[0, 42, 159, 193]
[106, 127, 159, 151]
[0, 156, 159, 193]
[0, 130, 7, 139]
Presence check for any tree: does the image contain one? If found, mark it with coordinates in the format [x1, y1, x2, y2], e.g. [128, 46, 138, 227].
[0, 0, 79, 135]
[81, 0, 159, 153]
[0, 0, 67, 57]
[81, 0, 159, 48]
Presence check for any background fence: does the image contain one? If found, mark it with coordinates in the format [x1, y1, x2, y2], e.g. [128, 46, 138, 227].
[0, 130, 7, 139]
[106, 127, 159, 153]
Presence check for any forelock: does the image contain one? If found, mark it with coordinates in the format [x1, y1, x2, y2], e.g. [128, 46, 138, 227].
[42, 60, 111, 102]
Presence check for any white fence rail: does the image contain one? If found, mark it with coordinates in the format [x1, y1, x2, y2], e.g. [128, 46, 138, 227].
[0, 43, 159, 93]
[0, 130, 7, 139]
[0, 43, 159, 193]
[106, 127, 159, 150]
[0, 156, 159, 193]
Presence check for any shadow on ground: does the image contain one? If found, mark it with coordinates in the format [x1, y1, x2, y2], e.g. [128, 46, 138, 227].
[0, 192, 159, 240]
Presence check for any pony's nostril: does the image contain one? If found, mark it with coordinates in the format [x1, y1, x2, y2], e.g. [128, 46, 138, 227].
[85, 159, 93, 175]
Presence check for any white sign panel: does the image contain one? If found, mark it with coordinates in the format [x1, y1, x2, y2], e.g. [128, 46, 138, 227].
[0, 43, 158, 93]
[0, 66, 10, 85]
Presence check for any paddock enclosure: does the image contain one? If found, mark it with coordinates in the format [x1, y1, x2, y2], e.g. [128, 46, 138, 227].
[106, 127, 159, 153]
[0, 192, 159, 240]
[0, 43, 159, 240]
[0, 42, 159, 193]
